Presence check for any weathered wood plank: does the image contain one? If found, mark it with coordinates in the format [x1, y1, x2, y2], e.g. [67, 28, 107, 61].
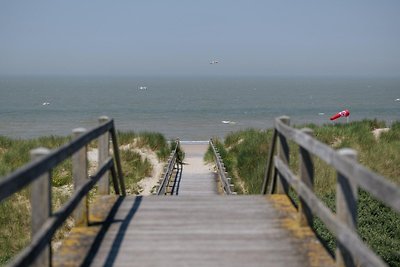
[210, 140, 233, 194]
[0, 119, 114, 202]
[30, 148, 51, 267]
[178, 144, 217, 196]
[98, 116, 110, 195]
[261, 128, 277, 194]
[9, 158, 114, 267]
[298, 128, 314, 227]
[276, 116, 290, 194]
[72, 128, 88, 227]
[54, 195, 335, 267]
[110, 126, 126, 195]
[274, 118, 400, 213]
[274, 157, 387, 267]
[157, 141, 180, 195]
[336, 149, 358, 267]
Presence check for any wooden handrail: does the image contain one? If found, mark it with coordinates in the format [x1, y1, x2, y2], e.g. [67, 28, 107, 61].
[261, 129, 277, 194]
[0, 117, 125, 267]
[274, 157, 386, 267]
[209, 139, 235, 195]
[0, 120, 115, 202]
[262, 116, 400, 267]
[156, 139, 182, 195]
[9, 158, 114, 267]
[110, 126, 126, 195]
[273, 118, 400, 212]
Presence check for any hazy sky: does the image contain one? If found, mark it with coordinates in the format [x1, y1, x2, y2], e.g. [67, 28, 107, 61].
[1, 1, 399, 76]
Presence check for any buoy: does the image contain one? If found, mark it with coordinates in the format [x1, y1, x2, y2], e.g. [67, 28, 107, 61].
[330, 109, 350, 121]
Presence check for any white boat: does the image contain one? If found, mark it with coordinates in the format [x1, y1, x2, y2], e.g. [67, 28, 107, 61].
[222, 120, 236, 125]
[138, 86, 147, 90]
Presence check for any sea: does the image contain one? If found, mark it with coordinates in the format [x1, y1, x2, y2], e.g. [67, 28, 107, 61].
[0, 75, 399, 141]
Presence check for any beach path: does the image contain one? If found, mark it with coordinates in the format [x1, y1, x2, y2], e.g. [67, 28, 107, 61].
[178, 142, 218, 196]
[53, 142, 334, 267]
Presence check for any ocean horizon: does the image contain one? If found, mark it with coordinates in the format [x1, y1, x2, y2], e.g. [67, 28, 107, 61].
[1, 75, 399, 140]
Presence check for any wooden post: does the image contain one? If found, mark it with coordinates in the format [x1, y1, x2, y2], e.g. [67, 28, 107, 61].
[72, 128, 88, 226]
[30, 147, 51, 267]
[298, 128, 314, 227]
[336, 148, 358, 267]
[110, 126, 125, 195]
[98, 116, 110, 195]
[276, 116, 290, 194]
[261, 129, 277, 195]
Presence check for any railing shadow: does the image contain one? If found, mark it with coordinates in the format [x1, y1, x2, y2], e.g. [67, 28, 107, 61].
[81, 196, 143, 267]
[173, 164, 183, 195]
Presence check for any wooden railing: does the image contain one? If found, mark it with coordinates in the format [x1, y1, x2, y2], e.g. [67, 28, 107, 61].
[0, 116, 125, 267]
[156, 139, 183, 195]
[209, 139, 235, 195]
[262, 116, 400, 267]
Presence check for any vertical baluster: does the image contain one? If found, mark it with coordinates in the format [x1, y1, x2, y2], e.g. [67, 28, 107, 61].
[72, 128, 88, 226]
[110, 125, 125, 195]
[336, 148, 358, 267]
[276, 116, 290, 194]
[261, 129, 277, 194]
[30, 148, 51, 267]
[98, 116, 110, 194]
[298, 128, 314, 227]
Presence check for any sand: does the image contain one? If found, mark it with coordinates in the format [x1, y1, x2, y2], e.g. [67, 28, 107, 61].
[372, 128, 390, 140]
[87, 143, 164, 196]
[134, 148, 164, 195]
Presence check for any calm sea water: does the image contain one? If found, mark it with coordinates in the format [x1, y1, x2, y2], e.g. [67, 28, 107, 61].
[0, 75, 399, 140]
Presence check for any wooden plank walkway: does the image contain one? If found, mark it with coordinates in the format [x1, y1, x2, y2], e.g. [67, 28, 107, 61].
[54, 195, 334, 267]
[53, 141, 334, 267]
[178, 142, 217, 196]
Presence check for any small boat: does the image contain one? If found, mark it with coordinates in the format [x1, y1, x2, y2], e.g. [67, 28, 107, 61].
[42, 102, 50, 106]
[138, 86, 147, 90]
[222, 120, 236, 125]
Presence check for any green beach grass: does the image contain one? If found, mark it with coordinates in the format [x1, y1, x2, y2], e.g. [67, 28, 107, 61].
[0, 131, 171, 265]
[205, 119, 400, 266]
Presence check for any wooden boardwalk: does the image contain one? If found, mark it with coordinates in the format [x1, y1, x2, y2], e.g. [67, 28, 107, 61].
[53, 142, 334, 267]
[178, 142, 217, 196]
[54, 195, 334, 267]
[3, 118, 399, 266]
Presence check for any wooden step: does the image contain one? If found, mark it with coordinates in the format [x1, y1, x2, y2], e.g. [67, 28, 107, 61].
[53, 195, 334, 267]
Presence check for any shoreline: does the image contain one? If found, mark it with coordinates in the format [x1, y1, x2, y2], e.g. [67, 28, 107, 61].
[1, 118, 398, 141]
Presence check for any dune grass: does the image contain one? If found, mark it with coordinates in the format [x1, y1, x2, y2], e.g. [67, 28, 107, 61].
[0, 131, 171, 265]
[0, 135, 71, 265]
[118, 131, 172, 160]
[205, 129, 274, 194]
[210, 119, 400, 266]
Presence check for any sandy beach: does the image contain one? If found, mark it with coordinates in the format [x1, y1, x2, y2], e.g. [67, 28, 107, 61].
[87, 143, 165, 196]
